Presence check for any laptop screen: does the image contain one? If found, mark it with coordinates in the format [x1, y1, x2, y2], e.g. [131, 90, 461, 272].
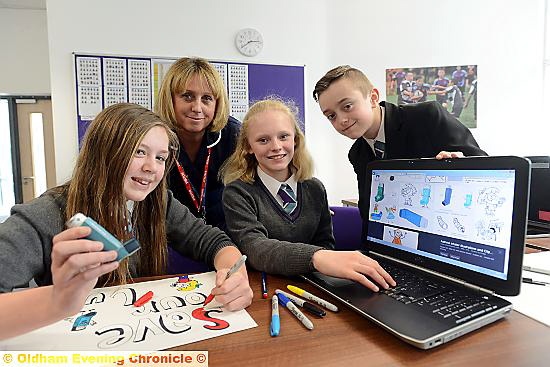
[366, 168, 516, 281]
[526, 156, 550, 228]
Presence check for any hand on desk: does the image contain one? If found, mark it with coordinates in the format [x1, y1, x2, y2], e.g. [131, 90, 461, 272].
[312, 250, 396, 292]
[51, 226, 120, 316]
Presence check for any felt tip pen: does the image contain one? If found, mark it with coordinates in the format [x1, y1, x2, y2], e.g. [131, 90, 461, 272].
[261, 272, 268, 299]
[134, 291, 154, 307]
[270, 295, 280, 336]
[204, 255, 247, 309]
[277, 293, 314, 330]
[522, 277, 550, 286]
[287, 285, 339, 312]
[275, 289, 326, 317]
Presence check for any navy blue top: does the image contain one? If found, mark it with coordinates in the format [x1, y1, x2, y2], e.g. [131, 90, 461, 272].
[168, 116, 240, 230]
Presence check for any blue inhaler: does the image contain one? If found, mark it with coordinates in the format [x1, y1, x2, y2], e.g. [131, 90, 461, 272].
[66, 213, 140, 261]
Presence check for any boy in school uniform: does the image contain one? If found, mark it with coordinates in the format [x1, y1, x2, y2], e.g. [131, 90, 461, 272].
[313, 65, 486, 223]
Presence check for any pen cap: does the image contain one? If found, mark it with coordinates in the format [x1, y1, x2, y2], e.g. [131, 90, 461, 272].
[277, 293, 290, 306]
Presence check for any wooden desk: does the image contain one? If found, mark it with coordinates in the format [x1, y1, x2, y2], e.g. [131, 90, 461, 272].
[525, 237, 550, 253]
[171, 265, 550, 366]
[341, 198, 358, 207]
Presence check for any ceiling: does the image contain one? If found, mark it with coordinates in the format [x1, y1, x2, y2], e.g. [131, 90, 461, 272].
[0, 0, 46, 9]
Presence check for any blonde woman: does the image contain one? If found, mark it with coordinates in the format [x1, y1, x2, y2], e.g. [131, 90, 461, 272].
[0, 103, 252, 341]
[156, 57, 239, 229]
[221, 98, 395, 292]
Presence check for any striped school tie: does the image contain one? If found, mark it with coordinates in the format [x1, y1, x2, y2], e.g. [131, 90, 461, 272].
[374, 140, 385, 159]
[277, 184, 297, 214]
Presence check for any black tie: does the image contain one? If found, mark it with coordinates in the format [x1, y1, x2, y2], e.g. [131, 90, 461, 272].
[374, 140, 385, 159]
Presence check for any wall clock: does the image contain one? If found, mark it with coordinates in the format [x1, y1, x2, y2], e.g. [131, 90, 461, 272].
[235, 28, 263, 57]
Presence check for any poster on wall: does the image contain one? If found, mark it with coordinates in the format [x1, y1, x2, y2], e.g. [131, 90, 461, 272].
[75, 53, 305, 146]
[386, 65, 478, 128]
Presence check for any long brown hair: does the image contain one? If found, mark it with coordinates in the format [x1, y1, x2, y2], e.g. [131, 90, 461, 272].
[64, 103, 179, 286]
[220, 97, 314, 184]
[155, 57, 230, 133]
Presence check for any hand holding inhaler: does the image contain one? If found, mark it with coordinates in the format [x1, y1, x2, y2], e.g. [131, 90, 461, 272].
[66, 213, 140, 261]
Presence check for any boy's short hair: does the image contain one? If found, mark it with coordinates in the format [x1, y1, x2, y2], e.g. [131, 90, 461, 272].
[313, 65, 374, 102]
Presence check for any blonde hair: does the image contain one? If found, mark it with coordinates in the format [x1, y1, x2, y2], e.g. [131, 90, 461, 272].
[221, 97, 314, 184]
[313, 65, 374, 101]
[155, 57, 229, 133]
[63, 103, 179, 286]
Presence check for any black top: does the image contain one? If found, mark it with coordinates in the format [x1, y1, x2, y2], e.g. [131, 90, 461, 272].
[168, 116, 240, 229]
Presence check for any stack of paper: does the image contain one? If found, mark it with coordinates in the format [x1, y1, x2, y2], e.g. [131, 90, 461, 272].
[503, 252, 550, 327]
[523, 251, 550, 275]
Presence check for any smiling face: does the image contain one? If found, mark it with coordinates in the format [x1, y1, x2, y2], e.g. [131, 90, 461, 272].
[247, 110, 295, 182]
[172, 74, 216, 138]
[123, 126, 170, 202]
[318, 77, 381, 140]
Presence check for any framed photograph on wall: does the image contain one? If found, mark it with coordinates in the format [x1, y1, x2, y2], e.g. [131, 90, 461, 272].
[386, 65, 477, 128]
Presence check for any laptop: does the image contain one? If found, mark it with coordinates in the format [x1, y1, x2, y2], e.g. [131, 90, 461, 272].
[525, 156, 550, 237]
[303, 156, 530, 349]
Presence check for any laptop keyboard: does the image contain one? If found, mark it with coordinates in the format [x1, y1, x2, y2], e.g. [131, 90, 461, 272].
[380, 260, 499, 324]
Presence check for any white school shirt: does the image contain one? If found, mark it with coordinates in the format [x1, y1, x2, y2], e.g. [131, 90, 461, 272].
[257, 166, 298, 209]
[364, 105, 386, 156]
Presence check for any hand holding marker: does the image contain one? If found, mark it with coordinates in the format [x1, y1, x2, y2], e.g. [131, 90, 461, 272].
[203, 255, 247, 309]
[275, 289, 326, 317]
[287, 285, 339, 312]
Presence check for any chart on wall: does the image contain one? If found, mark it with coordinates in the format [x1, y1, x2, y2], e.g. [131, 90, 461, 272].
[74, 53, 305, 145]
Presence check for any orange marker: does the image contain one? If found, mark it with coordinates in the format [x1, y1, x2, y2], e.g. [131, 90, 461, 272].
[134, 291, 154, 307]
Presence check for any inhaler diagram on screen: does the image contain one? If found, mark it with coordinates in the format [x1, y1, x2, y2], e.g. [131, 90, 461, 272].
[369, 170, 515, 249]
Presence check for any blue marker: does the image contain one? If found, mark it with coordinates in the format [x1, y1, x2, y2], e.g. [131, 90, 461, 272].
[277, 293, 314, 330]
[270, 295, 280, 337]
[261, 272, 268, 299]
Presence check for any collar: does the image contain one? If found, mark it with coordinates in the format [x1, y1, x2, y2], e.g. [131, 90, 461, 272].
[363, 105, 386, 149]
[257, 166, 298, 204]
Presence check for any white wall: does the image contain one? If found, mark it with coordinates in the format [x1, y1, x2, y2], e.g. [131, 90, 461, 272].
[44, 0, 547, 204]
[46, 0, 332, 185]
[313, 0, 548, 203]
[0, 9, 50, 94]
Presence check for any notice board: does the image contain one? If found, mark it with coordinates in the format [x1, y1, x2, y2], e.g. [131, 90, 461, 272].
[74, 53, 305, 144]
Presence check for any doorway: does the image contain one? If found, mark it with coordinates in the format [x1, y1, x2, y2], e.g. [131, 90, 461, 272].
[0, 96, 55, 221]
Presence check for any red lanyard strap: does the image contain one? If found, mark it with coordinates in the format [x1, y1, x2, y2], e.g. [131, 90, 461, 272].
[175, 147, 212, 217]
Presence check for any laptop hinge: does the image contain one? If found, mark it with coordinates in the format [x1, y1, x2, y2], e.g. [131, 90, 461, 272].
[371, 251, 495, 296]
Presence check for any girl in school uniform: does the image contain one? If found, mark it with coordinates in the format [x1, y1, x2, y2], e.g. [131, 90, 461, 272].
[0, 103, 252, 341]
[220, 98, 395, 291]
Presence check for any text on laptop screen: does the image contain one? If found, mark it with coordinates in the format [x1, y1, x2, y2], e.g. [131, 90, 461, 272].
[367, 169, 516, 280]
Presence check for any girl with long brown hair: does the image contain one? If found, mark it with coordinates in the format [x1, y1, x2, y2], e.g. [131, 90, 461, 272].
[0, 103, 252, 341]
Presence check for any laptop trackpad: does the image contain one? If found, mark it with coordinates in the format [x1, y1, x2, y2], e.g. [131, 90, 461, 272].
[309, 272, 357, 287]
